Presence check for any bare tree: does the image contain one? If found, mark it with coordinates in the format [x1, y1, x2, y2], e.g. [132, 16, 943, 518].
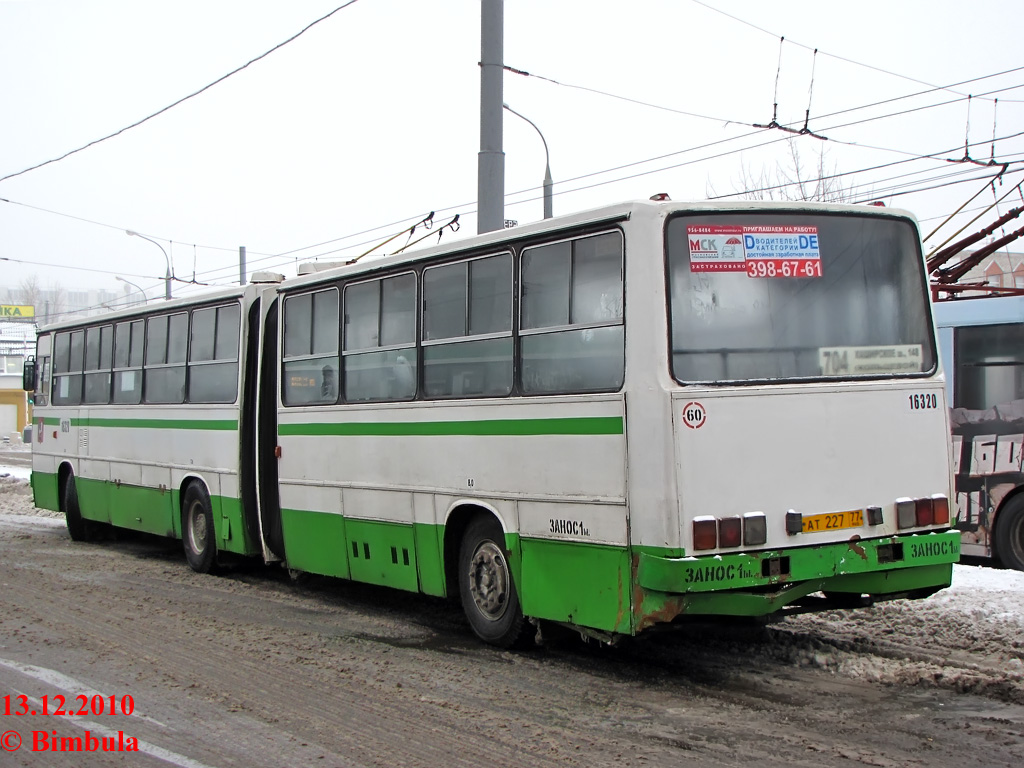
[7, 274, 44, 308]
[711, 139, 858, 203]
[1, 275, 69, 326]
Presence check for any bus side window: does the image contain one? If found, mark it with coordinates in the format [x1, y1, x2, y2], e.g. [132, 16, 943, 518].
[52, 330, 84, 406]
[189, 304, 241, 404]
[113, 320, 143, 405]
[144, 313, 187, 404]
[422, 253, 513, 399]
[344, 274, 417, 402]
[954, 323, 1024, 410]
[520, 231, 624, 394]
[83, 325, 113, 405]
[282, 289, 339, 406]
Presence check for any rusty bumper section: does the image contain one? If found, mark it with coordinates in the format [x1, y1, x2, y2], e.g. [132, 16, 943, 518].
[633, 531, 960, 630]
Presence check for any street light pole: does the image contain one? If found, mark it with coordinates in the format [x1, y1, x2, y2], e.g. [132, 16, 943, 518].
[125, 230, 172, 300]
[115, 276, 148, 306]
[503, 103, 553, 219]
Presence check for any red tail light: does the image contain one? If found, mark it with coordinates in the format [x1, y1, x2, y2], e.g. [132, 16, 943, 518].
[915, 497, 934, 526]
[931, 495, 950, 525]
[719, 517, 742, 548]
[693, 518, 717, 551]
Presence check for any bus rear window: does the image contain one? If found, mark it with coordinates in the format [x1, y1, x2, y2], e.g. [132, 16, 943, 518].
[666, 212, 935, 383]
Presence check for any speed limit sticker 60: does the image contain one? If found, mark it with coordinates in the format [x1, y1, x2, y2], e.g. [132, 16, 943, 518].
[682, 402, 706, 429]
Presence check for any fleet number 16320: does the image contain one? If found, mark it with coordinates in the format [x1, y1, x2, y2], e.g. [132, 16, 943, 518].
[909, 393, 938, 410]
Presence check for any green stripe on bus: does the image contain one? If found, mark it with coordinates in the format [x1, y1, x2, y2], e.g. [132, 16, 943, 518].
[278, 416, 624, 437]
[65, 417, 237, 431]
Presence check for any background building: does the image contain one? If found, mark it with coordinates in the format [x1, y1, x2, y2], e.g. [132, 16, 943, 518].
[0, 320, 34, 441]
[934, 249, 1024, 299]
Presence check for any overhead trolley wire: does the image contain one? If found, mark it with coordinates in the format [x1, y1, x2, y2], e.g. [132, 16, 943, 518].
[0, 197, 263, 258]
[9, 56, 1023, 289]
[6, 27, 1019, 266]
[15, 6, 1023, 309]
[508, 63, 1024, 135]
[0, 1, 363, 185]
[704, 146, 1024, 203]
[142, 123, 1024, 284]
[11, 111, 1023, 291]
[35, 163, 1024, 314]
[854, 166, 1021, 203]
[192, 81, 1024, 271]
[505, 61, 1024, 170]
[502, 65, 745, 126]
[688, 0, 1023, 103]
[0, 254, 160, 282]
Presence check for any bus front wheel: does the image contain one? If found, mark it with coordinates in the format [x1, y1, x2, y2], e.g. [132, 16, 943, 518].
[182, 483, 217, 574]
[458, 516, 527, 648]
[995, 496, 1024, 571]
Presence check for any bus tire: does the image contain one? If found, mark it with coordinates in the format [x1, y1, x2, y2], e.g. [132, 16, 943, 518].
[62, 475, 94, 542]
[182, 483, 217, 574]
[994, 495, 1024, 571]
[458, 516, 527, 648]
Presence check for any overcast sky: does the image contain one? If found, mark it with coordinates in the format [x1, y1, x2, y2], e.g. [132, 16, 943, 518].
[2, 0, 1022, 308]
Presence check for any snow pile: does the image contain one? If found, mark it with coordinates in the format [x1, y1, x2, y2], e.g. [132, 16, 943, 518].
[0, 465, 31, 480]
[0, 472, 57, 518]
[775, 565, 1024, 703]
[939, 565, 1024, 628]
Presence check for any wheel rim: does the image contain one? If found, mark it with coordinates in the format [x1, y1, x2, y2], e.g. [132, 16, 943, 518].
[188, 502, 207, 555]
[467, 539, 509, 622]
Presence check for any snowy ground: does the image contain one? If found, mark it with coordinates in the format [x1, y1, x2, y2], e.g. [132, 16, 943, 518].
[939, 563, 1024, 621]
[2, 466, 1022, 708]
[0, 464, 30, 480]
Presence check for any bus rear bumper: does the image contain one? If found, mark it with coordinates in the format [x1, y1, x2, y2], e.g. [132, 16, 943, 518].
[634, 530, 960, 628]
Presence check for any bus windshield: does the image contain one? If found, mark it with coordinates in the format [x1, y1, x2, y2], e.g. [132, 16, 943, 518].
[666, 211, 936, 383]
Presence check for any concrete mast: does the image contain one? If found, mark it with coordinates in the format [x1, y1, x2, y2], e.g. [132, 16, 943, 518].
[477, 0, 504, 234]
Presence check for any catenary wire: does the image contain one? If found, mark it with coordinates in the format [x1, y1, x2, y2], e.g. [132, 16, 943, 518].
[11, 75, 1024, 289]
[0, 1, 363, 185]
[7, 43, 1020, 272]
[688, 0, 1024, 103]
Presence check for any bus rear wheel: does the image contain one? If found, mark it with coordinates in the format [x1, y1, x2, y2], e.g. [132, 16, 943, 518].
[995, 496, 1024, 571]
[182, 483, 217, 574]
[458, 516, 527, 648]
[62, 475, 95, 542]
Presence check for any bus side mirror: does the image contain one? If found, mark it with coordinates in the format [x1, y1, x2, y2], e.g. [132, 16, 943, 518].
[23, 356, 36, 393]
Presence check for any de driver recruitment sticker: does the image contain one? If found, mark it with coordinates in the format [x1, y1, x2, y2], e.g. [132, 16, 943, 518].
[687, 224, 823, 278]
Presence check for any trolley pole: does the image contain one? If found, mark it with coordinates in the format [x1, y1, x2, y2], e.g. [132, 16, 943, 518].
[477, 0, 504, 234]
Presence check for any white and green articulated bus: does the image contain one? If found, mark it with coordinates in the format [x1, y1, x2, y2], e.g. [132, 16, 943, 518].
[27, 199, 960, 647]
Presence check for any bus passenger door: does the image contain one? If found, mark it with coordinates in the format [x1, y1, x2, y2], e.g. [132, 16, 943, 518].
[254, 297, 285, 562]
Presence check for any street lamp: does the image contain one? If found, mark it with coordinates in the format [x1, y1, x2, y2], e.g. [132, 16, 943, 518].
[125, 230, 172, 300]
[116, 275, 148, 306]
[503, 103, 553, 219]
